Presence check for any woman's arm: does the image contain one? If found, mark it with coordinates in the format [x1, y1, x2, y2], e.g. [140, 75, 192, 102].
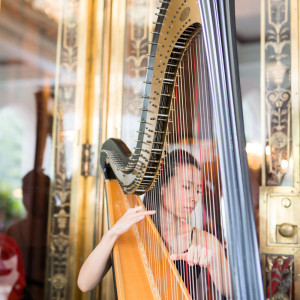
[77, 206, 155, 292]
[77, 229, 117, 292]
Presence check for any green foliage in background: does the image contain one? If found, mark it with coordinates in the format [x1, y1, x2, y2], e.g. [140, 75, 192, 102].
[0, 183, 26, 230]
[0, 107, 23, 190]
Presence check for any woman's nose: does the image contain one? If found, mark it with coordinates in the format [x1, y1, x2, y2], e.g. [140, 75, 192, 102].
[189, 189, 196, 202]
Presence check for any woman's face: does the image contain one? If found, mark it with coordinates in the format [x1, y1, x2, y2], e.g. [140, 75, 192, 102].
[161, 163, 202, 220]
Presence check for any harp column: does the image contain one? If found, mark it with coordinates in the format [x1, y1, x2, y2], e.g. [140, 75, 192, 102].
[260, 0, 300, 298]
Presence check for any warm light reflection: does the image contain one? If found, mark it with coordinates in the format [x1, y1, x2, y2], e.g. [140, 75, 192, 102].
[245, 142, 263, 170]
[60, 130, 75, 141]
[246, 142, 263, 155]
[281, 159, 289, 169]
[24, 0, 61, 22]
[265, 145, 270, 155]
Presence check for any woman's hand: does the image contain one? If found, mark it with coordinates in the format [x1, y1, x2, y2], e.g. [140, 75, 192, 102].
[170, 245, 213, 267]
[111, 205, 156, 237]
[170, 229, 232, 298]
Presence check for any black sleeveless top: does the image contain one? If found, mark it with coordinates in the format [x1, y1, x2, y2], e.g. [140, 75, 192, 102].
[174, 259, 202, 299]
[174, 260, 227, 299]
[173, 227, 227, 299]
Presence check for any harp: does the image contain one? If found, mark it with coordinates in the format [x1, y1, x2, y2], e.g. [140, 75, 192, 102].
[100, 0, 264, 299]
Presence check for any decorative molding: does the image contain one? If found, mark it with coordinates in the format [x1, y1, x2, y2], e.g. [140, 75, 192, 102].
[264, 0, 292, 186]
[122, 0, 152, 116]
[45, 0, 80, 298]
[265, 254, 294, 299]
[120, 0, 156, 152]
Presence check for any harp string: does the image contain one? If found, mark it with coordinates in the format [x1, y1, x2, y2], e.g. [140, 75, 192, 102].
[141, 30, 233, 299]
[175, 72, 191, 293]
[184, 52, 200, 299]
[172, 75, 183, 296]
[198, 34, 221, 298]
[203, 35, 221, 298]
[162, 133, 178, 299]
[198, 35, 217, 299]
[186, 49, 203, 299]
[196, 30, 232, 297]
[189, 38, 202, 299]
[179, 73, 192, 293]
[173, 32, 205, 298]
[199, 33, 225, 297]
[181, 52, 197, 299]
[191, 37, 212, 299]
[161, 161, 171, 299]
[184, 61, 195, 295]
[167, 100, 179, 300]
[196, 32, 223, 298]
[187, 43, 202, 300]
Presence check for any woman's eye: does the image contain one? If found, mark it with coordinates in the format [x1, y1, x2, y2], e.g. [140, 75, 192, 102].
[197, 190, 201, 194]
[183, 185, 189, 190]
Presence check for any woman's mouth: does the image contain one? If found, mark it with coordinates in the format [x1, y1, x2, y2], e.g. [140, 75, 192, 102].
[184, 206, 194, 213]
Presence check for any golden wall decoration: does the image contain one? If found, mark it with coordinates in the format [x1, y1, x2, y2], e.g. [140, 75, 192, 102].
[122, 0, 153, 115]
[94, 1, 157, 299]
[42, 0, 156, 299]
[260, 0, 300, 298]
[45, 0, 80, 298]
[264, 0, 292, 186]
[121, 0, 156, 149]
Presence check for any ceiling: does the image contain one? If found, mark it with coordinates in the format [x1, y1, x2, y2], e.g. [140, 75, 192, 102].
[0, 0, 261, 110]
[0, 0, 261, 66]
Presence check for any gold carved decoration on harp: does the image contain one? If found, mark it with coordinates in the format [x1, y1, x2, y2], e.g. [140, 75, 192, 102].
[100, 0, 264, 299]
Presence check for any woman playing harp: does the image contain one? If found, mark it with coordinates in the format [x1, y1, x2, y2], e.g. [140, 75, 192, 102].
[78, 150, 232, 299]
[145, 149, 232, 299]
[79, 0, 263, 297]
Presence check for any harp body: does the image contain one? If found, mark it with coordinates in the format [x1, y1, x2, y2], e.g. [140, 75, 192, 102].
[106, 180, 190, 300]
[101, 0, 264, 299]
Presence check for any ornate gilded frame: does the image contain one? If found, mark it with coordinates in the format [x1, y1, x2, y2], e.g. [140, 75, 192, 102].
[260, 0, 300, 298]
[44, 0, 105, 298]
[44, 0, 169, 299]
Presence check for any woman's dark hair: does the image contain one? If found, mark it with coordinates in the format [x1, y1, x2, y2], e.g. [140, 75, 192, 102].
[160, 149, 200, 187]
[144, 148, 223, 240]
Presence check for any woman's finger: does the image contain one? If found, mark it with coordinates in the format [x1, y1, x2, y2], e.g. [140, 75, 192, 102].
[199, 247, 206, 266]
[132, 211, 155, 223]
[187, 245, 195, 266]
[137, 210, 156, 216]
[170, 253, 188, 261]
[130, 206, 155, 215]
[130, 211, 155, 221]
[193, 246, 199, 265]
[198, 247, 213, 267]
[133, 205, 143, 212]
[196, 246, 201, 264]
[207, 250, 213, 265]
[115, 208, 156, 234]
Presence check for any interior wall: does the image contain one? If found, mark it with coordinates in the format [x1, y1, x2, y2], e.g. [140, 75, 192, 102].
[0, 2, 57, 299]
